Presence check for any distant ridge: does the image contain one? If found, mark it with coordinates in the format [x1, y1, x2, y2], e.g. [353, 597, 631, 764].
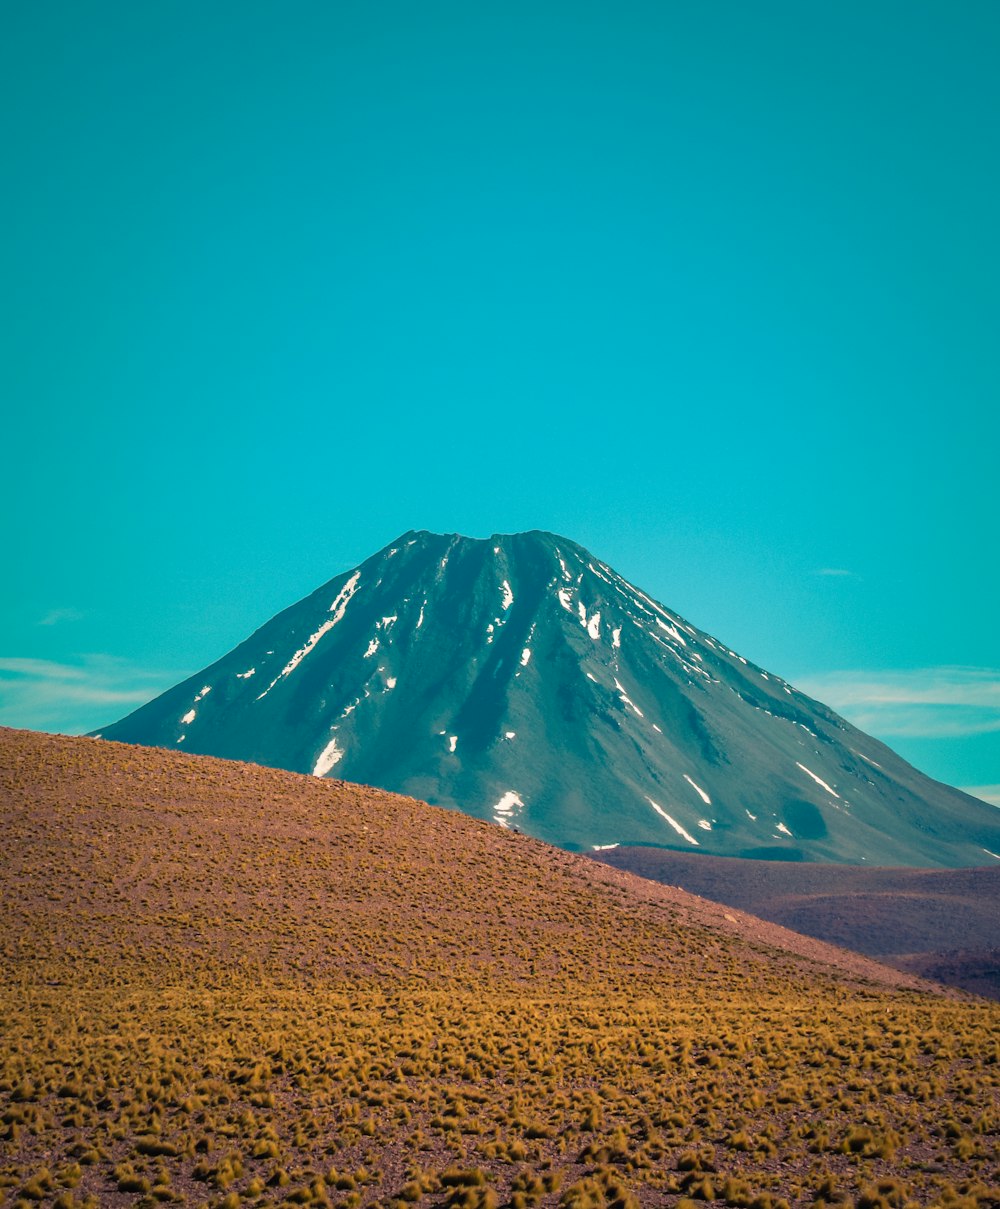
[95, 529, 1000, 866]
[592, 845, 1000, 1000]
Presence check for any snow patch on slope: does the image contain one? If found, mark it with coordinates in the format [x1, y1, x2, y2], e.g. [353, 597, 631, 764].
[684, 774, 711, 805]
[656, 617, 687, 646]
[493, 790, 525, 828]
[646, 798, 699, 845]
[313, 735, 345, 777]
[257, 571, 361, 701]
[614, 677, 644, 718]
[796, 762, 840, 799]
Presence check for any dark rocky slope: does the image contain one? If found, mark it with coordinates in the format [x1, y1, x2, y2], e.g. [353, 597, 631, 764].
[96, 530, 1000, 865]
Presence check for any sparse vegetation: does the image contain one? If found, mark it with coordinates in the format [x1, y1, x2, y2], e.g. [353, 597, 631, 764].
[592, 848, 1000, 1000]
[1, 728, 998, 1207]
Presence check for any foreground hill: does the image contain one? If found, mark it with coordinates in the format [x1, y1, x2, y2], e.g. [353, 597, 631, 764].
[592, 847, 1000, 1001]
[1, 728, 998, 1209]
[93, 529, 1000, 866]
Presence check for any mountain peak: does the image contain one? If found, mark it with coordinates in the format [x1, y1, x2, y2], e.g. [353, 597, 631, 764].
[96, 531, 1000, 866]
[378, 528, 577, 548]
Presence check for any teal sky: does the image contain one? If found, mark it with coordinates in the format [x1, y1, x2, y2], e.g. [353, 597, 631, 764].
[3, 2, 999, 806]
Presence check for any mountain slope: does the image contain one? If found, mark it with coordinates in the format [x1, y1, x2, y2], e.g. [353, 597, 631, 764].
[592, 846, 1000, 999]
[3, 727, 999, 1208]
[96, 529, 1000, 865]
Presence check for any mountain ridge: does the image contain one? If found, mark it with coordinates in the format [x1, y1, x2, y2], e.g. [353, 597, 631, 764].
[95, 528, 1000, 866]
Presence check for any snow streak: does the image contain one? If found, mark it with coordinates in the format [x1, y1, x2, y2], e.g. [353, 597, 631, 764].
[646, 798, 699, 845]
[257, 572, 361, 701]
[796, 762, 840, 799]
[313, 735, 345, 777]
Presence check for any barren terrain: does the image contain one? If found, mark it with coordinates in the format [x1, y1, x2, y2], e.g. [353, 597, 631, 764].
[1, 728, 997, 1208]
[590, 848, 1000, 999]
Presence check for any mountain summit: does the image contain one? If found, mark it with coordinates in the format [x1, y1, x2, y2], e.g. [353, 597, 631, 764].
[96, 529, 1000, 865]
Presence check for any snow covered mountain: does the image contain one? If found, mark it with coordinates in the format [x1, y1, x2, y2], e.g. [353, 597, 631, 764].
[95, 530, 1000, 866]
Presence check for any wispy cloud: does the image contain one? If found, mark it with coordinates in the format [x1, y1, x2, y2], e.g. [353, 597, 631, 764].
[816, 568, 857, 578]
[38, 607, 84, 626]
[963, 785, 1000, 809]
[795, 667, 1000, 738]
[0, 655, 185, 735]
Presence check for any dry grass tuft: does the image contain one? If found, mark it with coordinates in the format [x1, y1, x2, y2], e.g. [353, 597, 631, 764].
[0, 727, 998, 1207]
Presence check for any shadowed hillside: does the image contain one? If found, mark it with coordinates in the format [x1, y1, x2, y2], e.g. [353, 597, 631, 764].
[590, 847, 1000, 1001]
[1, 727, 998, 1208]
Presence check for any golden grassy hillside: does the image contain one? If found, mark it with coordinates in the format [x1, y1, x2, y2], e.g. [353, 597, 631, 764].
[0, 728, 997, 1209]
